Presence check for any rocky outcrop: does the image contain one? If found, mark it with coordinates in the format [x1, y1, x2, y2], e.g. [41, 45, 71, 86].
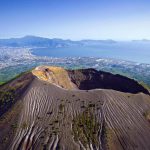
[32, 66, 77, 90]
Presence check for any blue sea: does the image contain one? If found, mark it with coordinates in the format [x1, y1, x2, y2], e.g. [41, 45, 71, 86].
[32, 42, 150, 64]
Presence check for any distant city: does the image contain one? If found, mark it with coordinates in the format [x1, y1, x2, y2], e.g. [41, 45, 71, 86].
[0, 44, 150, 87]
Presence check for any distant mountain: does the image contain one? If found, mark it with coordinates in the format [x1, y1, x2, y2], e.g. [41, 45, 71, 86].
[1, 36, 150, 48]
[0, 36, 69, 47]
[0, 36, 117, 47]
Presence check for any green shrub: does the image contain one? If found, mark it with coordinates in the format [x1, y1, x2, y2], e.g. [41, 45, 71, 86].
[59, 104, 64, 112]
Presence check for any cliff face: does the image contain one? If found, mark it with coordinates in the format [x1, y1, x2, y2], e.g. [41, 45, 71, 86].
[68, 68, 149, 94]
[0, 66, 150, 150]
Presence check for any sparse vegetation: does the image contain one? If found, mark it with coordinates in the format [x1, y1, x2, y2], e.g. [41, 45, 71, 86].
[21, 122, 28, 129]
[11, 123, 18, 129]
[54, 120, 59, 124]
[88, 103, 96, 108]
[59, 104, 65, 112]
[97, 107, 100, 110]
[72, 109, 100, 148]
[0, 88, 15, 109]
[81, 105, 85, 109]
[47, 111, 52, 115]
[102, 123, 114, 150]
[0, 72, 34, 118]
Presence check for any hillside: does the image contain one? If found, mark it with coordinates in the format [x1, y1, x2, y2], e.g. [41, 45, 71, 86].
[0, 36, 116, 47]
[0, 66, 150, 150]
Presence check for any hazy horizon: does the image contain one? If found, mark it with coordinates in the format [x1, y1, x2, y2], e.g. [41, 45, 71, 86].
[1, 35, 150, 42]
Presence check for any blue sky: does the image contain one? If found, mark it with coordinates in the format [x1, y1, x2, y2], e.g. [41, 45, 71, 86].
[0, 0, 150, 40]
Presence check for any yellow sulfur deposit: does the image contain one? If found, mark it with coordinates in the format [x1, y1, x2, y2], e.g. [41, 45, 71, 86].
[32, 66, 76, 90]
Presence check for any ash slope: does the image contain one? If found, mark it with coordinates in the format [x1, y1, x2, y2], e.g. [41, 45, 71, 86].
[0, 66, 150, 150]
